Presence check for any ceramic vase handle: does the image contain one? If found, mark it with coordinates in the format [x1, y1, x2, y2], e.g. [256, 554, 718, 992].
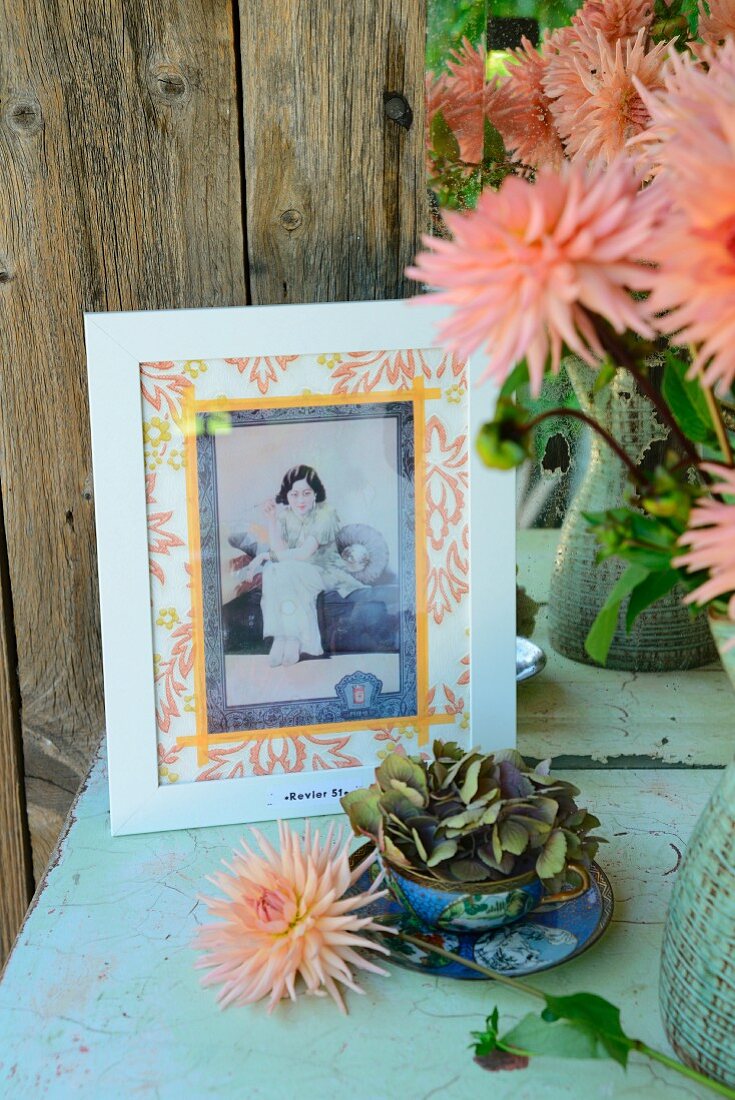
[539, 861, 591, 905]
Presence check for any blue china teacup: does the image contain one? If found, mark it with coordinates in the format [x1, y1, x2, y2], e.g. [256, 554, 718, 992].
[380, 857, 591, 933]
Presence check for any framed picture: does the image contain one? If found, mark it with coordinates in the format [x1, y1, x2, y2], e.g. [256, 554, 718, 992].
[85, 299, 515, 835]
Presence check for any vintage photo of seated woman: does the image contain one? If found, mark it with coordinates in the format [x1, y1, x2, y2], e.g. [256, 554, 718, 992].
[241, 465, 366, 667]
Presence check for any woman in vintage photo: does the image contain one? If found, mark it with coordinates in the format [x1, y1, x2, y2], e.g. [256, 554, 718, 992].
[246, 464, 365, 667]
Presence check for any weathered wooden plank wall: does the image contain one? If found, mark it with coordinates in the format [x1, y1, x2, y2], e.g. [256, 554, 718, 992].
[0, 0, 248, 948]
[238, 0, 425, 304]
[0, 0, 426, 962]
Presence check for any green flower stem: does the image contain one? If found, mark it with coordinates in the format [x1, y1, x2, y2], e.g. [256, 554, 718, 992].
[390, 931, 735, 1099]
[393, 930, 545, 1000]
[703, 385, 734, 467]
[634, 1042, 735, 1100]
[523, 408, 647, 489]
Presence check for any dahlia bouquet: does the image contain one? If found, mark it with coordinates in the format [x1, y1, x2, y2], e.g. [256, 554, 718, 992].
[416, 1, 735, 663]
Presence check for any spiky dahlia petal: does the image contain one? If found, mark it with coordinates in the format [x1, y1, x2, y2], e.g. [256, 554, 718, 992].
[545, 24, 671, 166]
[407, 157, 659, 395]
[488, 32, 568, 170]
[572, 0, 654, 44]
[700, 0, 735, 47]
[194, 824, 390, 1014]
[675, 464, 735, 619]
[426, 37, 488, 164]
[639, 42, 735, 390]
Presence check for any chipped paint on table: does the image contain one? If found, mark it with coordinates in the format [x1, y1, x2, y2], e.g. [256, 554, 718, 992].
[518, 530, 735, 767]
[0, 745, 721, 1099]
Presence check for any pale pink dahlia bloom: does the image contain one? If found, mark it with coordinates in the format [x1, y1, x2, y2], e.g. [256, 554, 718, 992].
[406, 158, 659, 395]
[700, 0, 735, 47]
[676, 464, 735, 618]
[195, 822, 390, 1014]
[640, 43, 735, 389]
[572, 0, 654, 44]
[488, 35, 567, 170]
[545, 25, 671, 165]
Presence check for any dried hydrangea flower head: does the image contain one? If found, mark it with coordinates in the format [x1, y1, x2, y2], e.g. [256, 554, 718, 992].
[343, 743, 605, 894]
[195, 822, 391, 1014]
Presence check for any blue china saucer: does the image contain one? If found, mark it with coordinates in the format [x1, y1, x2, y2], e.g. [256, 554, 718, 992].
[348, 845, 614, 980]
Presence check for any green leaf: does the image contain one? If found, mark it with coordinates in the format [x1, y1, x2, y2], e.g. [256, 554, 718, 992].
[376, 754, 428, 802]
[476, 423, 528, 470]
[382, 835, 411, 868]
[471, 1008, 500, 1057]
[411, 827, 428, 863]
[502, 1014, 608, 1060]
[341, 789, 382, 839]
[459, 758, 482, 804]
[430, 110, 460, 161]
[662, 352, 715, 444]
[617, 545, 677, 572]
[584, 565, 649, 665]
[593, 359, 617, 394]
[499, 361, 529, 399]
[483, 116, 506, 162]
[542, 993, 633, 1068]
[625, 569, 681, 632]
[536, 828, 567, 880]
[426, 838, 458, 867]
[499, 819, 528, 856]
[447, 857, 490, 882]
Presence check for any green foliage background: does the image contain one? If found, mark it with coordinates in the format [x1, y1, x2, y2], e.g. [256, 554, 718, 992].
[427, 0, 582, 72]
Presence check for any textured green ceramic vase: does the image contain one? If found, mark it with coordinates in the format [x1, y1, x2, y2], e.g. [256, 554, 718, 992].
[659, 757, 735, 1088]
[547, 359, 716, 671]
[659, 614, 735, 1086]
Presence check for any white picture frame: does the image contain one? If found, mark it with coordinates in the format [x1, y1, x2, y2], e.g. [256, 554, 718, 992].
[85, 299, 516, 835]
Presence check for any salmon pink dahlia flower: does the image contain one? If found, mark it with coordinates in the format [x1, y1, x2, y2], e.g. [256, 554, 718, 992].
[545, 25, 670, 166]
[488, 35, 567, 170]
[427, 38, 489, 164]
[407, 158, 659, 395]
[676, 464, 735, 619]
[571, 0, 654, 44]
[195, 822, 391, 1014]
[700, 0, 735, 47]
[640, 43, 735, 389]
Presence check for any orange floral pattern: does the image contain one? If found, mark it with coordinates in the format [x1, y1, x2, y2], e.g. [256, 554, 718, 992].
[140, 361, 190, 421]
[154, 621, 194, 735]
[142, 347, 470, 782]
[329, 349, 465, 394]
[225, 355, 298, 395]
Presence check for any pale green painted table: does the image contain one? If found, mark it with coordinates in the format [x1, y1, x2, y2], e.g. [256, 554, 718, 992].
[518, 531, 735, 768]
[0, 751, 722, 1099]
[1, 530, 731, 1099]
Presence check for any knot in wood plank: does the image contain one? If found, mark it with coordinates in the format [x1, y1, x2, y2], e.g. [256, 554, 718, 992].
[383, 92, 412, 129]
[147, 64, 190, 105]
[279, 209, 303, 232]
[0, 257, 13, 283]
[3, 94, 43, 136]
